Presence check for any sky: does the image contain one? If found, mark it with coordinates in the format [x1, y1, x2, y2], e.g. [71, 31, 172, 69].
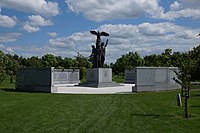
[0, 0, 200, 63]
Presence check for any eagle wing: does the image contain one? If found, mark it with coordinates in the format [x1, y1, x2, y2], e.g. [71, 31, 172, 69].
[90, 31, 98, 35]
[100, 32, 109, 36]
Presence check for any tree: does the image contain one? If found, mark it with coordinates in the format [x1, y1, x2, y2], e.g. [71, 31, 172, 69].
[26, 56, 42, 68]
[144, 54, 161, 66]
[189, 45, 200, 81]
[74, 53, 92, 80]
[160, 48, 173, 66]
[62, 58, 74, 69]
[144, 48, 173, 67]
[173, 54, 193, 118]
[112, 52, 144, 75]
[0, 51, 9, 84]
[41, 54, 58, 67]
[74, 52, 91, 68]
[5, 54, 20, 83]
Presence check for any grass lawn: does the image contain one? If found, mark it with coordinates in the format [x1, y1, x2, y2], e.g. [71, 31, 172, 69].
[0, 76, 15, 89]
[113, 74, 124, 83]
[0, 78, 200, 133]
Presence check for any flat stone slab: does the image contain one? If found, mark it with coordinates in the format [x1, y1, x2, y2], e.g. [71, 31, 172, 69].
[53, 84, 134, 94]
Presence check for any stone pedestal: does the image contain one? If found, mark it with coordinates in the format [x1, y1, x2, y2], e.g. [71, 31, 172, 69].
[80, 68, 121, 88]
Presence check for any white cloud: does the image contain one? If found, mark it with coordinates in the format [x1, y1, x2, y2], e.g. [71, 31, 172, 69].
[170, 1, 181, 10]
[0, 33, 21, 42]
[65, 0, 163, 21]
[0, 14, 17, 28]
[0, 0, 59, 17]
[22, 24, 40, 33]
[156, 8, 200, 20]
[22, 15, 53, 33]
[7, 22, 198, 63]
[48, 23, 199, 63]
[47, 32, 57, 38]
[154, 0, 200, 20]
[0, 44, 14, 53]
[28, 15, 53, 26]
[65, 0, 200, 21]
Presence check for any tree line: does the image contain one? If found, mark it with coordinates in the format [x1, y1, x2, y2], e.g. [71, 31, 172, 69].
[112, 45, 200, 81]
[0, 44, 199, 83]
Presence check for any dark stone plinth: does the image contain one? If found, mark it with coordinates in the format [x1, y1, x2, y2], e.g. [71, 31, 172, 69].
[124, 69, 136, 84]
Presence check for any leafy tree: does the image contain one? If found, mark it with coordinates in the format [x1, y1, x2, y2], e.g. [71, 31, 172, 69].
[0, 51, 9, 84]
[173, 55, 193, 118]
[62, 58, 74, 69]
[74, 52, 91, 68]
[55, 56, 64, 68]
[26, 56, 42, 68]
[160, 48, 173, 66]
[144, 48, 173, 67]
[112, 52, 144, 75]
[144, 54, 161, 66]
[41, 54, 58, 67]
[5, 54, 20, 83]
[189, 45, 200, 81]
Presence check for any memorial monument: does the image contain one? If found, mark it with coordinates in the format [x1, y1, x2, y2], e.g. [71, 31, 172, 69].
[89, 30, 109, 68]
[132, 67, 180, 92]
[16, 67, 80, 92]
[80, 31, 121, 87]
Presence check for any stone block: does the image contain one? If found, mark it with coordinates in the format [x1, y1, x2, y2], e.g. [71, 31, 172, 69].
[16, 68, 80, 93]
[124, 69, 136, 83]
[132, 67, 181, 92]
[80, 68, 121, 88]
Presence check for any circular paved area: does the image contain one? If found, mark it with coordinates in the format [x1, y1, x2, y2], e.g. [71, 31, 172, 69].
[53, 84, 134, 94]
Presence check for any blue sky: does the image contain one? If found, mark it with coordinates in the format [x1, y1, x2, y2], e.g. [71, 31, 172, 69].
[0, 0, 200, 63]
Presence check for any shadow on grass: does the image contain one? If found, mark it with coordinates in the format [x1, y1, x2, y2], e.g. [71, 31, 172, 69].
[190, 105, 200, 108]
[191, 94, 200, 98]
[131, 113, 176, 118]
[0, 88, 16, 92]
[0, 88, 48, 93]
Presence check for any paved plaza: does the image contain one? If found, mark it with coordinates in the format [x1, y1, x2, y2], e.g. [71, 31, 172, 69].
[53, 84, 134, 94]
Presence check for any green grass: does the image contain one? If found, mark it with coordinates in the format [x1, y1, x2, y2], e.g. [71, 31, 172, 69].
[0, 89, 200, 133]
[112, 74, 124, 83]
[1, 77, 200, 132]
[0, 76, 15, 89]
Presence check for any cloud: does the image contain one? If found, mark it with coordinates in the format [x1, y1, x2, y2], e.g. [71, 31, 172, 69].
[0, 33, 21, 42]
[22, 15, 53, 33]
[1, 24, 197, 63]
[0, 44, 14, 53]
[65, 0, 163, 21]
[48, 23, 199, 63]
[65, 0, 200, 21]
[0, 0, 59, 17]
[170, 1, 181, 10]
[153, 0, 200, 20]
[155, 8, 200, 20]
[22, 24, 40, 33]
[0, 14, 17, 28]
[47, 32, 57, 38]
[27, 15, 53, 26]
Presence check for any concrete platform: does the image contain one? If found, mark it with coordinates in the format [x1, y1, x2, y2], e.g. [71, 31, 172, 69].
[53, 84, 134, 94]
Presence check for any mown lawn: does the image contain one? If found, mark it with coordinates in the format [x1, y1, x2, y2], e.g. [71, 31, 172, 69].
[0, 87, 200, 133]
[0, 76, 15, 89]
